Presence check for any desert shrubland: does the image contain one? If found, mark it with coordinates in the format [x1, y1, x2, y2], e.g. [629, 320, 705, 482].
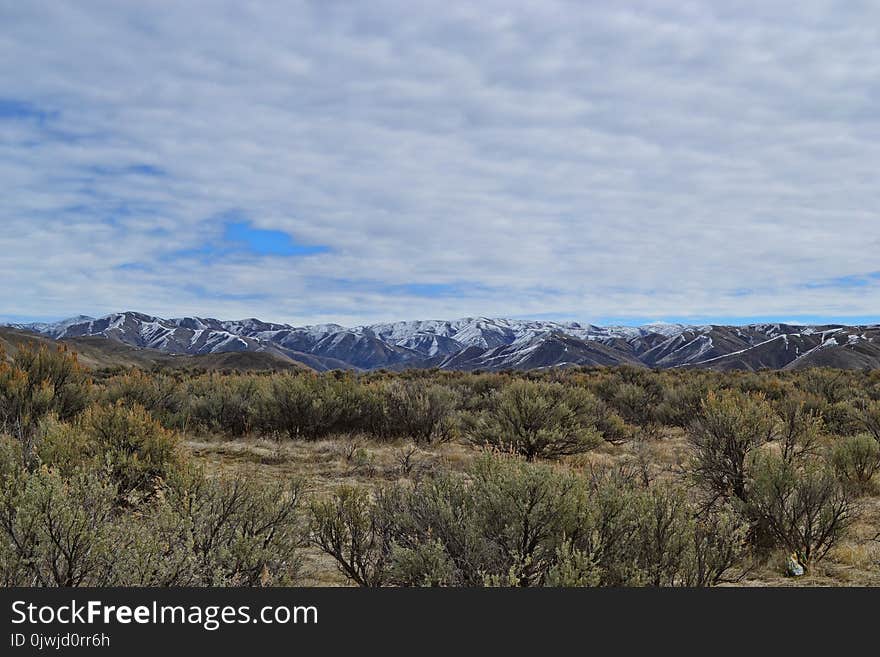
[2, 348, 880, 586]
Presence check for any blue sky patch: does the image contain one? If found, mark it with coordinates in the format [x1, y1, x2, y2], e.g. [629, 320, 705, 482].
[167, 218, 329, 263]
[803, 272, 879, 290]
[0, 98, 55, 123]
[223, 221, 329, 257]
[389, 283, 465, 298]
[330, 279, 494, 298]
[181, 284, 271, 302]
[85, 163, 168, 178]
[115, 262, 153, 272]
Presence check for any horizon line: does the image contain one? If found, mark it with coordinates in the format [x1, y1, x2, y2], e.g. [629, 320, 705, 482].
[2, 310, 879, 330]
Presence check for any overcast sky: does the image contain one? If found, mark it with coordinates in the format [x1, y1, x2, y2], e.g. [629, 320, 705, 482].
[2, 1, 879, 326]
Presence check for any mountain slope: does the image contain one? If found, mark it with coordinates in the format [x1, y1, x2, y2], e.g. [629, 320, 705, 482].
[7, 312, 880, 372]
[0, 327, 310, 371]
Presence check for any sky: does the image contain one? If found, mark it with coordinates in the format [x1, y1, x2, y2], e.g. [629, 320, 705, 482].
[1, 0, 879, 327]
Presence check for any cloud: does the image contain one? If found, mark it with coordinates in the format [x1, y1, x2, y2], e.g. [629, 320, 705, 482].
[1, 0, 879, 325]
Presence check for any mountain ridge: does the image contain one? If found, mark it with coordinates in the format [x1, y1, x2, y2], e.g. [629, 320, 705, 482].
[6, 312, 880, 372]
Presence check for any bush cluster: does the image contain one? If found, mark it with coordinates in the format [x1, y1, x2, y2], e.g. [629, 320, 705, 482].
[0, 346, 304, 586]
[3, 344, 879, 586]
[0, 463, 304, 586]
[311, 454, 748, 587]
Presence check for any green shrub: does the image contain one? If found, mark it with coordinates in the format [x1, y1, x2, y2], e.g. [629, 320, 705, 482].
[608, 382, 662, 426]
[374, 472, 480, 586]
[633, 484, 693, 586]
[313, 453, 746, 587]
[79, 402, 180, 496]
[0, 345, 91, 466]
[0, 434, 20, 479]
[688, 390, 777, 503]
[774, 397, 825, 463]
[262, 374, 382, 439]
[333, 379, 387, 436]
[679, 505, 749, 587]
[467, 454, 590, 586]
[379, 380, 457, 443]
[388, 539, 454, 587]
[830, 434, 880, 494]
[7, 364, 872, 588]
[632, 485, 747, 587]
[591, 399, 633, 444]
[185, 374, 266, 436]
[0, 466, 117, 586]
[310, 486, 389, 586]
[8, 344, 92, 422]
[0, 365, 54, 466]
[464, 381, 603, 460]
[34, 417, 92, 476]
[746, 455, 854, 570]
[737, 373, 792, 402]
[543, 539, 602, 587]
[798, 368, 849, 405]
[823, 401, 863, 436]
[854, 400, 880, 442]
[655, 380, 712, 427]
[265, 374, 334, 439]
[586, 470, 746, 587]
[103, 369, 185, 428]
[162, 467, 305, 586]
[0, 463, 304, 587]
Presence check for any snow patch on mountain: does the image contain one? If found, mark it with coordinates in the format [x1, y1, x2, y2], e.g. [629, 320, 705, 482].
[6, 312, 880, 373]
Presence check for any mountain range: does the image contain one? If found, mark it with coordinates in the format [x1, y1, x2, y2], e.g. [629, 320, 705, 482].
[5, 311, 880, 372]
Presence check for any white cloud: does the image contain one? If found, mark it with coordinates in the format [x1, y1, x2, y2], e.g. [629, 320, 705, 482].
[1, 0, 879, 325]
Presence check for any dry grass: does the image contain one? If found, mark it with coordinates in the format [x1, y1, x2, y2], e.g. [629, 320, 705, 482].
[186, 435, 477, 496]
[185, 435, 482, 586]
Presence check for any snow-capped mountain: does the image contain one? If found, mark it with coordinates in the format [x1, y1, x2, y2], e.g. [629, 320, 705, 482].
[7, 312, 880, 372]
[14, 315, 96, 337]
